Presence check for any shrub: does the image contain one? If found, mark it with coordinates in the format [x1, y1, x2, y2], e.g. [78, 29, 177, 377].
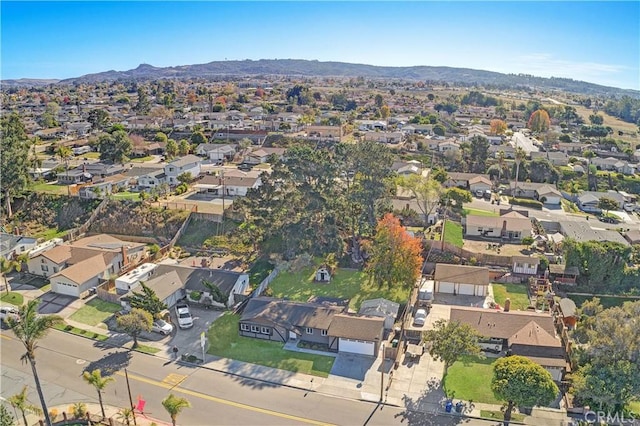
[469, 257, 478, 266]
[70, 402, 87, 419]
[190, 291, 202, 301]
[521, 236, 535, 245]
[509, 197, 543, 209]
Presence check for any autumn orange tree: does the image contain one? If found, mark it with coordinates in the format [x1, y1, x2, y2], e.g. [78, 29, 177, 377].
[490, 119, 507, 135]
[366, 213, 423, 289]
[528, 109, 551, 133]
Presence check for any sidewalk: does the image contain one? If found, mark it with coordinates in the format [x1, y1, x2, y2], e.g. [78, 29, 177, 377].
[15, 288, 572, 426]
[24, 402, 168, 426]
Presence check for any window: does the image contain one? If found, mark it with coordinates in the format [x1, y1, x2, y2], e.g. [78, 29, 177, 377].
[240, 324, 249, 331]
[306, 327, 313, 335]
[321, 329, 327, 336]
[41, 265, 49, 272]
[250, 325, 259, 333]
[41, 259, 45, 264]
[53, 267, 59, 273]
[261, 327, 270, 335]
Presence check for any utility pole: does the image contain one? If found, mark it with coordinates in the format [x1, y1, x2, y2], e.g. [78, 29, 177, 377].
[380, 343, 385, 402]
[124, 369, 137, 425]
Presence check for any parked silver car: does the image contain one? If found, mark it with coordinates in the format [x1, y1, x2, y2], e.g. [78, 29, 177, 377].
[151, 319, 174, 335]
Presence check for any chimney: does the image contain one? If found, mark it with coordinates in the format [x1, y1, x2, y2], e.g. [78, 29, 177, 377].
[504, 298, 511, 312]
[121, 245, 128, 267]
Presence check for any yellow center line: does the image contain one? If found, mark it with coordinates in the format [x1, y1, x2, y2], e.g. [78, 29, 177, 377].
[0, 333, 14, 341]
[117, 371, 333, 426]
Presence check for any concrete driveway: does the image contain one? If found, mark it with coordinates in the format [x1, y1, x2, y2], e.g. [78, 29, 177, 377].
[145, 305, 225, 359]
[330, 353, 377, 381]
[36, 292, 75, 314]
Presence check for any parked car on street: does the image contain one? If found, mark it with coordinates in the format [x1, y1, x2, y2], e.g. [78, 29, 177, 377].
[175, 303, 193, 329]
[0, 306, 20, 324]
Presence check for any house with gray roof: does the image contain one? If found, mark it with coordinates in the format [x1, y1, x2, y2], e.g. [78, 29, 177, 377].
[358, 298, 400, 330]
[577, 191, 625, 213]
[558, 220, 629, 246]
[164, 154, 202, 185]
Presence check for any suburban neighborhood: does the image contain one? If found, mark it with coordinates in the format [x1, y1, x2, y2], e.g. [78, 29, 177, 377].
[1, 8, 640, 423]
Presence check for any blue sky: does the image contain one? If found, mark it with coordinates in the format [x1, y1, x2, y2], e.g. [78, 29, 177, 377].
[2, 2, 638, 90]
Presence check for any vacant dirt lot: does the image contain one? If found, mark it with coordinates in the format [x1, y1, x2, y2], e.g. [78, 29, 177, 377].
[463, 239, 529, 257]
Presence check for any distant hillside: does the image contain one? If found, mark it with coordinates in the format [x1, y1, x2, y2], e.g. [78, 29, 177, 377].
[2, 78, 60, 87]
[5, 59, 638, 98]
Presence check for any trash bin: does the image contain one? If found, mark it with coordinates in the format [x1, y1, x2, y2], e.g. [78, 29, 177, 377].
[455, 402, 463, 413]
[392, 339, 398, 348]
[445, 401, 453, 413]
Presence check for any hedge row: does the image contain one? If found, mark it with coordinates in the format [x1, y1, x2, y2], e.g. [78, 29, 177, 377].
[509, 197, 543, 209]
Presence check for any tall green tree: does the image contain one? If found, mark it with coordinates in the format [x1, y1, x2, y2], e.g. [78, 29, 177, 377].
[597, 196, 619, 216]
[82, 369, 114, 419]
[0, 405, 15, 426]
[128, 282, 167, 318]
[162, 394, 191, 426]
[571, 300, 640, 411]
[7, 300, 63, 426]
[365, 213, 423, 289]
[513, 146, 527, 191]
[116, 308, 152, 348]
[528, 109, 551, 133]
[134, 87, 151, 115]
[423, 319, 481, 372]
[190, 131, 207, 146]
[96, 130, 132, 164]
[8, 385, 42, 426]
[178, 139, 191, 156]
[396, 175, 442, 229]
[87, 109, 111, 131]
[469, 135, 490, 173]
[1, 113, 33, 217]
[165, 139, 178, 159]
[583, 150, 597, 191]
[491, 356, 558, 424]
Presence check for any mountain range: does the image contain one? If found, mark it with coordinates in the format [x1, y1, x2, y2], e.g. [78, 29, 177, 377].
[3, 59, 638, 98]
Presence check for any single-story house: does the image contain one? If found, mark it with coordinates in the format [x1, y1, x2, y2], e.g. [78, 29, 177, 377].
[433, 264, 490, 297]
[530, 151, 570, 166]
[243, 147, 286, 165]
[465, 212, 532, 241]
[358, 298, 400, 330]
[577, 191, 625, 213]
[449, 306, 567, 381]
[0, 233, 38, 259]
[468, 176, 492, 194]
[535, 185, 562, 205]
[443, 173, 491, 189]
[194, 170, 262, 197]
[512, 256, 540, 275]
[239, 297, 385, 356]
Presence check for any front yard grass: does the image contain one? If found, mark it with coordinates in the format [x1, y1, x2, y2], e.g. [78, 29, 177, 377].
[268, 264, 409, 311]
[444, 355, 501, 404]
[207, 313, 335, 377]
[30, 182, 69, 195]
[111, 191, 142, 201]
[491, 283, 531, 310]
[463, 208, 499, 217]
[53, 322, 109, 341]
[443, 220, 463, 248]
[480, 410, 525, 422]
[0, 292, 24, 306]
[129, 155, 154, 163]
[69, 299, 121, 326]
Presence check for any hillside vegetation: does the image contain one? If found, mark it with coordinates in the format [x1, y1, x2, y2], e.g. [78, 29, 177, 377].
[10, 194, 100, 239]
[88, 200, 189, 242]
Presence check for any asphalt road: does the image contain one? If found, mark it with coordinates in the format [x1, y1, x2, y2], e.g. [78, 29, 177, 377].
[0, 330, 497, 426]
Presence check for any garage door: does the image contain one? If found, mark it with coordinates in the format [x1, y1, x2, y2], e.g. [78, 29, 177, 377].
[339, 338, 375, 356]
[458, 284, 475, 295]
[437, 282, 455, 294]
[475, 285, 487, 297]
[51, 281, 79, 297]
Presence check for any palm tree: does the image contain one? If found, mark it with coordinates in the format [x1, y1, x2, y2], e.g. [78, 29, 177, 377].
[56, 145, 73, 195]
[116, 407, 134, 426]
[82, 369, 114, 419]
[496, 150, 506, 182]
[1, 253, 29, 294]
[8, 386, 42, 426]
[513, 146, 526, 192]
[162, 394, 191, 426]
[7, 300, 63, 426]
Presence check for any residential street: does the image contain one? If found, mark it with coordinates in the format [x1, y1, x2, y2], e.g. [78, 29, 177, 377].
[0, 330, 496, 426]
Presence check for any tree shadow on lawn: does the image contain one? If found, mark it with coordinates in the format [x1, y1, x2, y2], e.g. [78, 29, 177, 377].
[217, 358, 297, 390]
[83, 350, 132, 377]
[394, 377, 471, 426]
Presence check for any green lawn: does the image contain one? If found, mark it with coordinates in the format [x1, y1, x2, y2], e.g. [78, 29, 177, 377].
[491, 283, 531, 310]
[628, 400, 640, 416]
[31, 182, 69, 195]
[111, 191, 142, 201]
[0, 292, 24, 306]
[129, 155, 154, 163]
[82, 152, 100, 159]
[463, 208, 499, 217]
[207, 314, 335, 377]
[480, 410, 525, 422]
[568, 294, 640, 309]
[268, 264, 410, 311]
[53, 322, 109, 341]
[444, 355, 501, 404]
[69, 299, 121, 326]
[443, 220, 463, 248]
